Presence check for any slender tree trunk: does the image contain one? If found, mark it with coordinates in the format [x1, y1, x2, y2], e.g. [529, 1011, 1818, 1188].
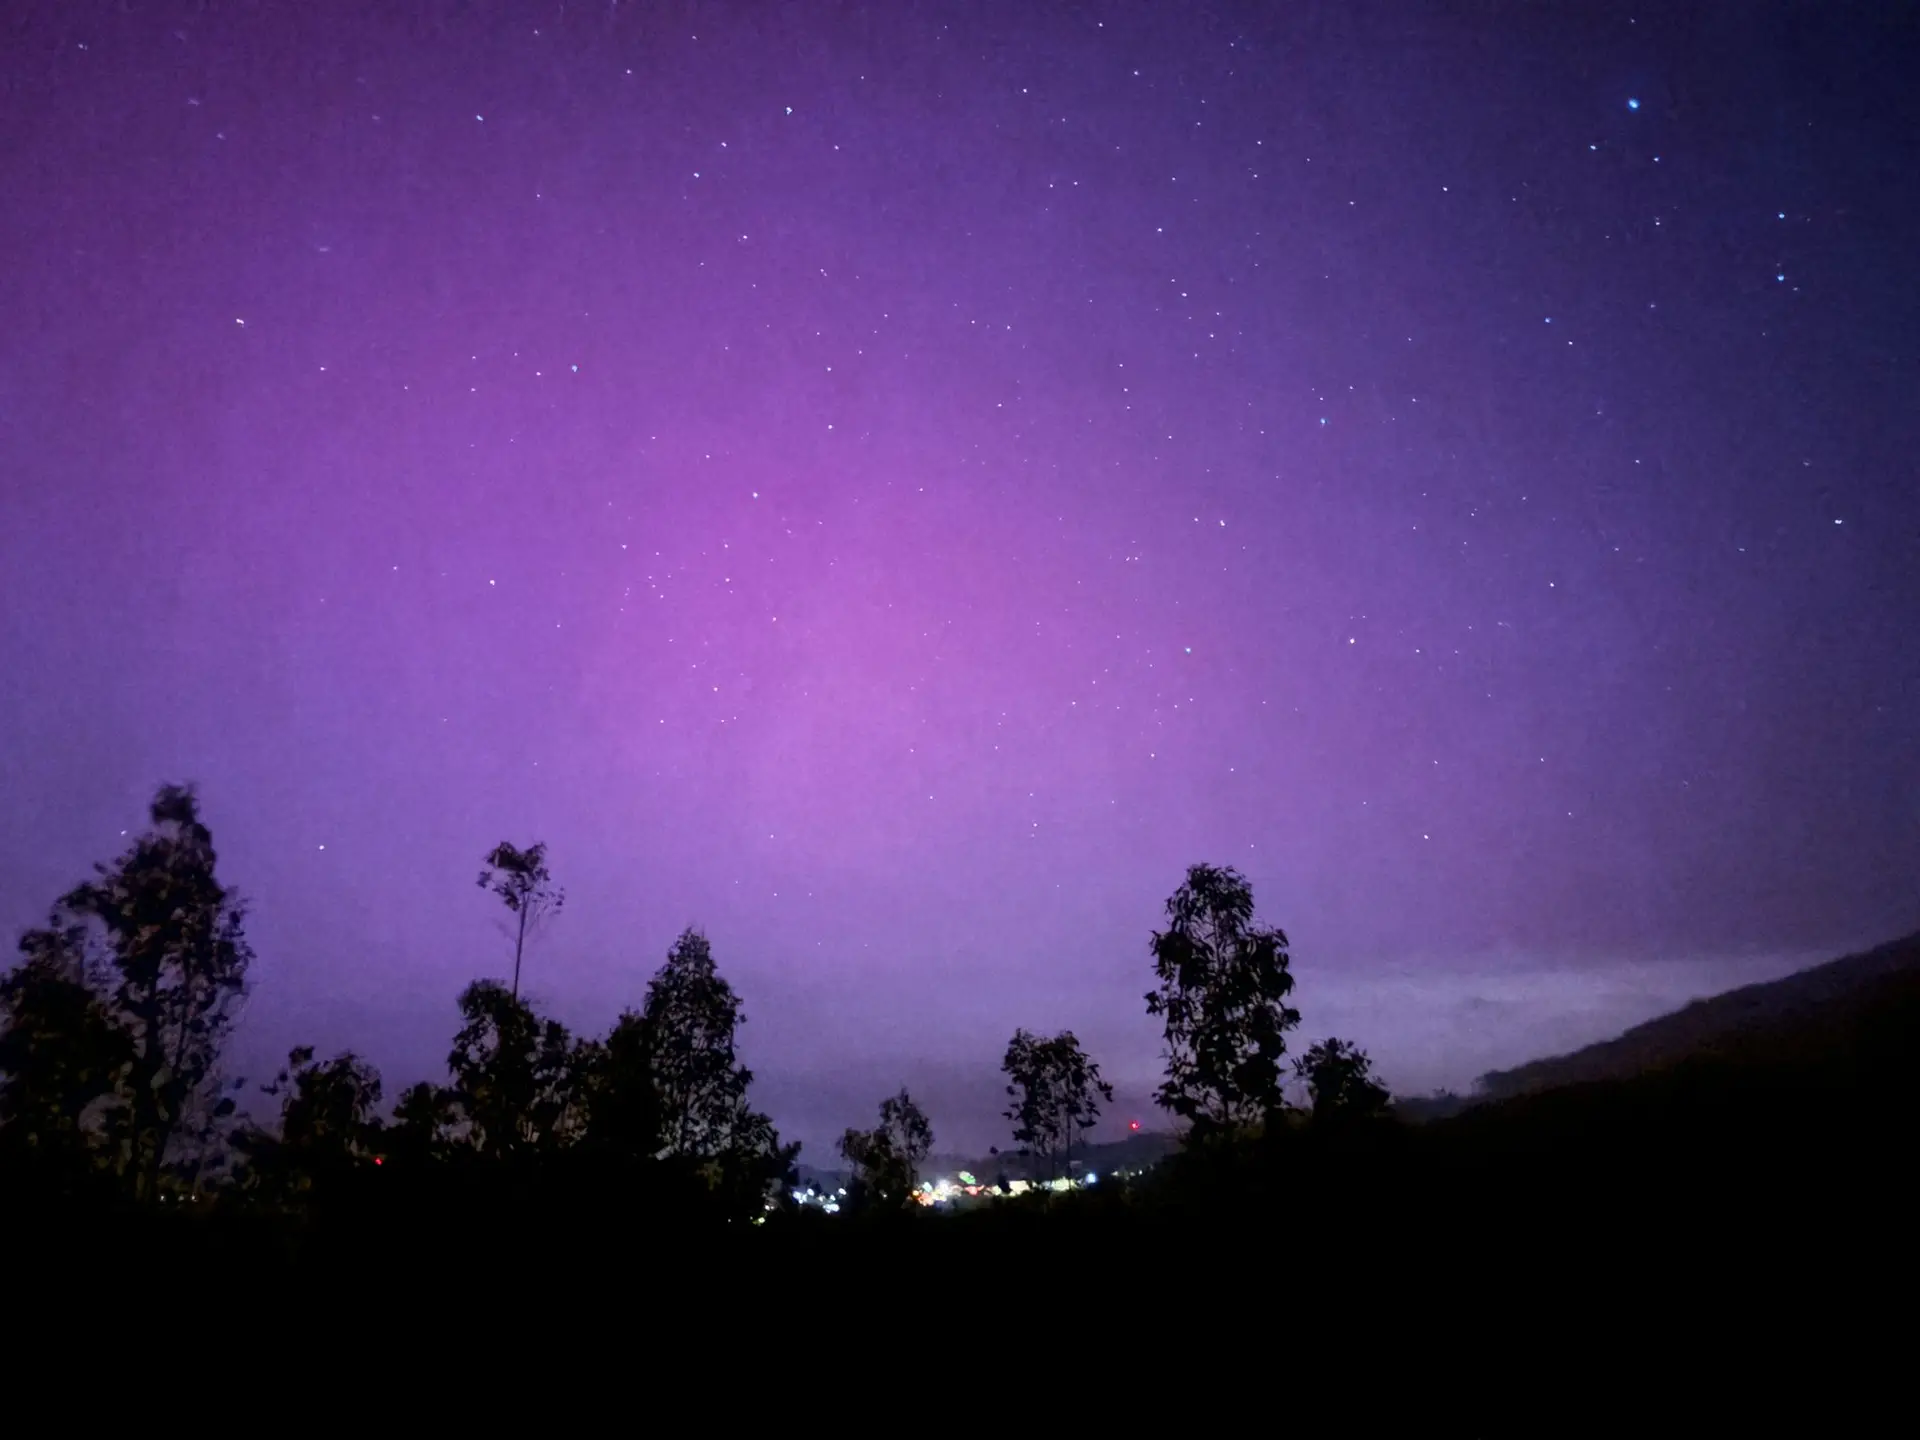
[511, 906, 528, 999]
[132, 997, 167, 1202]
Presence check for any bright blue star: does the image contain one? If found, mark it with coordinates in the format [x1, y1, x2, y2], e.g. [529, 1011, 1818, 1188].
[1627, 98, 1640, 111]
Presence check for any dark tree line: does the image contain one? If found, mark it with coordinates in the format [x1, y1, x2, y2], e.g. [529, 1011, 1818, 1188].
[0, 787, 1392, 1231]
[0, 786, 797, 1223]
[274, 930, 800, 1221]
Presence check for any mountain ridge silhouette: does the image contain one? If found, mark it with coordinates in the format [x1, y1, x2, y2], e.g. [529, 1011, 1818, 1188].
[1470, 929, 1920, 1103]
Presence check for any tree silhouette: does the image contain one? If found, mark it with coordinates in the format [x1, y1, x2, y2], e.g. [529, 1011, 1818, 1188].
[388, 1080, 459, 1167]
[838, 1087, 933, 1209]
[0, 923, 133, 1193]
[51, 785, 253, 1199]
[276, 1048, 384, 1155]
[369, 929, 793, 1221]
[237, 1045, 385, 1202]
[477, 841, 565, 1001]
[444, 980, 587, 1157]
[578, 1010, 664, 1165]
[1002, 1029, 1051, 1172]
[706, 1102, 797, 1221]
[1002, 1028, 1114, 1181]
[879, 1088, 933, 1186]
[1295, 1038, 1391, 1126]
[642, 929, 751, 1158]
[836, 1125, 877, 1199]
[1145, 863, 1300, 1139]
[637, 928, 795, 1211]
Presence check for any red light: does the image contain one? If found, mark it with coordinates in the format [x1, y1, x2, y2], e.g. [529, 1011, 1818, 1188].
[1129, 1120, 1141, 1132]
[374, 1156, 384, 1166]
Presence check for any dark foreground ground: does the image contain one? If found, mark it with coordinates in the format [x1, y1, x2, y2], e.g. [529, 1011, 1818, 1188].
[12, 1096, 1907, 1315]
[8, 962, 1915, 1370]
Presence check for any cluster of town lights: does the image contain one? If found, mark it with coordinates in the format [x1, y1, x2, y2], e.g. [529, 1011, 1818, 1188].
[916, 1173, 1098, 1205]
[788, 1171, 1100, 1212]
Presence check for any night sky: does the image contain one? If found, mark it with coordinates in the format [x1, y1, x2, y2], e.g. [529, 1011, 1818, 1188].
[4, 1, 1917, 1155]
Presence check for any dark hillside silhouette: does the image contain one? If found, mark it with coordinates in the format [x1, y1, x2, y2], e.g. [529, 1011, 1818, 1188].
[1474, 930, 1920, 1101]
[1416, 936, 1920, 1236]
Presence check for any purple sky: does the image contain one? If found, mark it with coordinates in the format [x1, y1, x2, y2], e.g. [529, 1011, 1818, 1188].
[4, 1, 1917, 1156]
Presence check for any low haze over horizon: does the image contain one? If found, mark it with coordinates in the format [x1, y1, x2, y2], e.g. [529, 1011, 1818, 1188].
[4, 0, 1916, 1157]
